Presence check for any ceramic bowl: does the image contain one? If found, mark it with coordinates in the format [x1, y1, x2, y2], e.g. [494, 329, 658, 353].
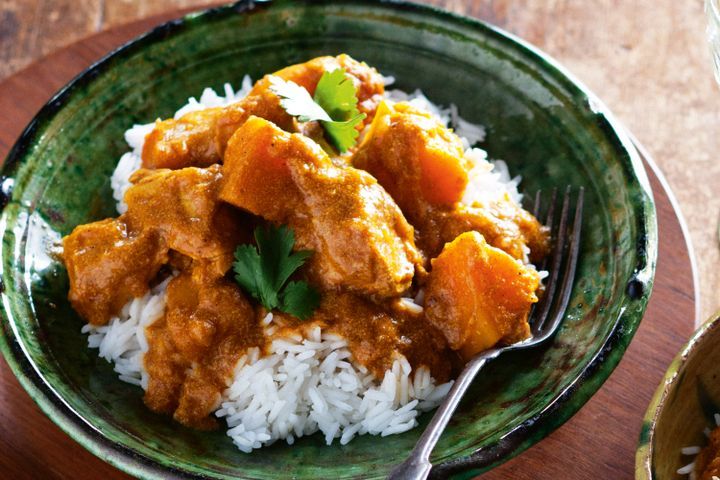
[0, 1, 656, 478]
[637, 313, 720, 479]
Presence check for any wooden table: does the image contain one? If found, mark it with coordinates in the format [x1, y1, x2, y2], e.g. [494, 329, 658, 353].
[0, 2, 707, 479]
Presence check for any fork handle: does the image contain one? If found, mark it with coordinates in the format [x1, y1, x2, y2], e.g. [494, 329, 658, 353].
[388, 349, 501, 480]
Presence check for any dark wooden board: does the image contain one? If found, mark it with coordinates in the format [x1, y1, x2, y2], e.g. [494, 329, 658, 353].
[0, 9, 698, 480]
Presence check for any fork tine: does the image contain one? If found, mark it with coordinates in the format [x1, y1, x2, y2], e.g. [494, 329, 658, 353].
[532, 190, 542, 217]
[536, 187, 584, 339]
[528, 188, 556, 319]
[544, 188, 558, 227]
[531, 187, 571, 335]
[537, 188, 558, 272]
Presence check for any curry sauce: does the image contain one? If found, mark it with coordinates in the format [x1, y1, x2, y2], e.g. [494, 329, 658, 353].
[696, 426, 720, 480]
[61, 54, 549, 429]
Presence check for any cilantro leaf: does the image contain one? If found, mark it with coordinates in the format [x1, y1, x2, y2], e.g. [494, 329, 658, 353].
[314, 69, 366, 153]
[268, 76, 331, 123]
[268, 68, 366, 153]
[313, 69, 359, 120]
[233, 224, 321, 320]
[255, 225, 313, 294]
[322, 113, 366, 153]
[233, 245, 263, 303]
[280, 281, 321, 320]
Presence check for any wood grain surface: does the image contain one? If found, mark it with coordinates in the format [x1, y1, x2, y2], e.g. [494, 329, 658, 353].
[0, 2, 704, 479]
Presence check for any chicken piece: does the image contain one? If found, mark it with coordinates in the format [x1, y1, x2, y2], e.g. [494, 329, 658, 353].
[63, 164, 251, 325]
[141, 95, 295, 170]
[220, 116, 421, 297]
[124, 164, 249, 277]
[144, 267, 263, 429]
[424, 231, 540, 361]
[142, 54, 384, 170]
[438, 202, 550, 264]
[353, 101, 548, 261]
[62, 219, 168, 325]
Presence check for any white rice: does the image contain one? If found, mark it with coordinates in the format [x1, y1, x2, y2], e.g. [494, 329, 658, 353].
[82, 276, 170, 389]
[216, 317, 451, 451]
[89, 70, 536, 452]
[83, 288, 452, 452]
[678, 412, 720, 479]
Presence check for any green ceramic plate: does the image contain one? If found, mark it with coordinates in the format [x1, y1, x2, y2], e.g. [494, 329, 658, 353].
[0, 1, 656, 478]
[636, 313, 720, 480]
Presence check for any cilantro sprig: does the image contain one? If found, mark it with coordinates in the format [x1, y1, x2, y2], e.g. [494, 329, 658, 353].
[269, 68, 366, 153]
[233, 225, 320, 320]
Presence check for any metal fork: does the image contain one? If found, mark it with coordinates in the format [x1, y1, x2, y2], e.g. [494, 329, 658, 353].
[388, 187, 584, 480]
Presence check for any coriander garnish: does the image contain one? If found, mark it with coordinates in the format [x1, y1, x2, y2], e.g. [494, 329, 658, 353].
[269, 68, 366, 153]
[233, 225, 320, 320]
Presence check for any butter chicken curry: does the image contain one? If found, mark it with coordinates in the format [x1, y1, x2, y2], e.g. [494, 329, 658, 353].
[62, 54, 549, 429]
